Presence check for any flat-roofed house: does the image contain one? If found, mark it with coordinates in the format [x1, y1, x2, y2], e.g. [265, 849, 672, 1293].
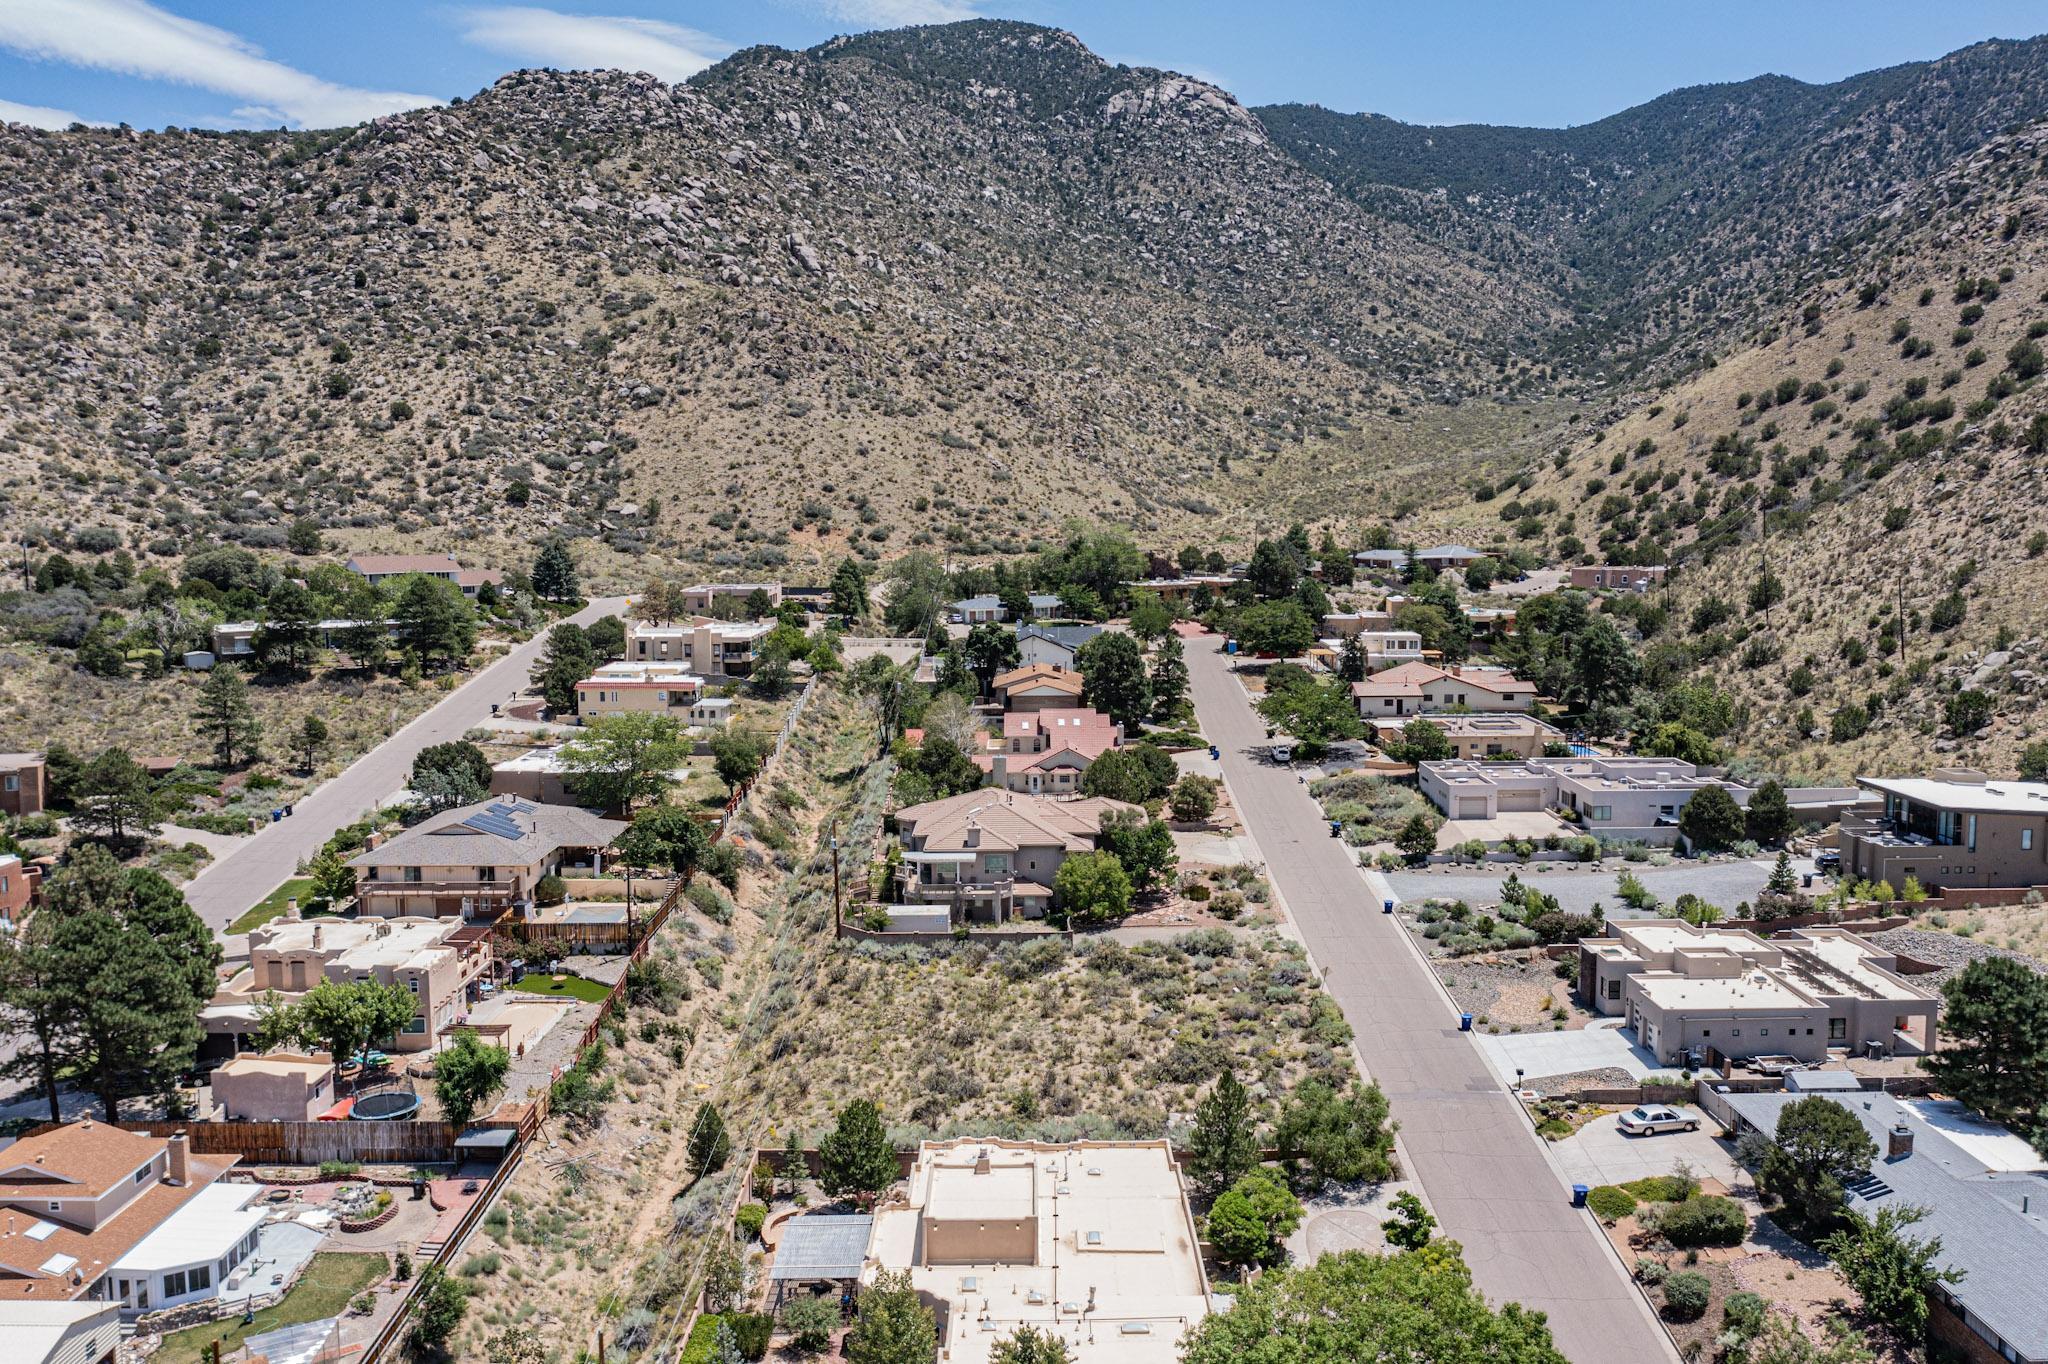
[859, 1139, 1211, 1364]
[1841, 770, 2048, 891]
[1376, 713, 1564, 760]
[572, 662, 704, 721]
[1, 852, 38, 924]
[1577, 920, 1937, 1065]
[1420, 756, 1745, 841]
[345, 797, 625, 920]
[1350, 662, 1535, 718]
[893, 790, 1138, 922]
[1569, 565, 1668, 593]
[1354, 544, 1485, 574]
[990, 663, 1086, 713]
[204, 916, 492, 1053]
[680, 582, 783, 615]
[0, 1122, 263, 1317]
[1, 752, 46, 817]
[625, 616, 773, 678]
[208, 1051, 337, 1121]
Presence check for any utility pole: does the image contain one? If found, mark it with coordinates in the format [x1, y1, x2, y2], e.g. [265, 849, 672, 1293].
[830, 818, 843, 938]
[1758, 505, 1771, 628]
[1896, 581, 1907, 662]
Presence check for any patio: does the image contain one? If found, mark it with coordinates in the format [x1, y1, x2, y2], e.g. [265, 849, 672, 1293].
[1473, 1018, 1658, 1085]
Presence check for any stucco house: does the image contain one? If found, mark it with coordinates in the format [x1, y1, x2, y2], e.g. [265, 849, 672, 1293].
[573, 661, 704, 721]
[625, 616, 773, 679]
[892, 790, 1139, 922]
[1840, 770, 2048, 891]
[991, 663, 1087, 712]
[345, 797, 626, 919]
[1350, 662, 1535, 717]
[975, 707, 1124, 796]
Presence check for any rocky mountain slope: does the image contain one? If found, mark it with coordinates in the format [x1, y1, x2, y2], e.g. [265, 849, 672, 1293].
[1262, 36, 2048, 375]
[0, 20, 1561, 582]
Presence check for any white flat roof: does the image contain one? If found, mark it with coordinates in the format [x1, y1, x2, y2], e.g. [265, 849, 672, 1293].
[113, 1181, 266, 1274]
[1860, 776, 2048, 814]
[1633, 969, 1814, 1013]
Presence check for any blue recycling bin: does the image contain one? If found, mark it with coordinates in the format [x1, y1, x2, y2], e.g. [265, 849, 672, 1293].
[270, 808, 282, 823]
[1572, 1184, 1589, 1208]
[1224, 640, 1238, 655]
[1208, 745, 1219, 760]
[1383, 899, 1395, 913]
[1459, 1013, 1473, 1031]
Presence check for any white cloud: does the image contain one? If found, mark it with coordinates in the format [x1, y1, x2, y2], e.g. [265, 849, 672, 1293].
[458, 7, 732, 83]
[0, 0, 440, 128]
[806, 0, 982, 26]
[0, 96, 99, 129]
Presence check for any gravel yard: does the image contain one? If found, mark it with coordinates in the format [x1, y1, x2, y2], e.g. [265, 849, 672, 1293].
[1862, 926, 2048, 985]
[1433, 953, 1589, 1032]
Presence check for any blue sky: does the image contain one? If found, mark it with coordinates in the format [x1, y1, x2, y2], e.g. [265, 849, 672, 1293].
[3, 1, 2045, 133]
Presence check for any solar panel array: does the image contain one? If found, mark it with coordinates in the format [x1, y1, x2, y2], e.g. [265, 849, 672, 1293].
[462, 803, 528, 840]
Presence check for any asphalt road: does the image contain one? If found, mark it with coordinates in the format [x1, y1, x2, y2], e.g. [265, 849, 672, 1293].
[1188, 637, 1677, 1364]
[178, 596, 627, 933]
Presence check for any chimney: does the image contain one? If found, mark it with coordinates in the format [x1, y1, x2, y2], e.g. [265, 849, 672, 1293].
[964, 818, 981, 849]
[1887, 1123, 1914, 1161]
[992, 754, 1008, 787]
[285, 896, 301, 921]
[365, 832, 384, 851]
[167, 1131, 189, 1187]
[311, 924, 323, 949]
[974, 1149, 992, 1175]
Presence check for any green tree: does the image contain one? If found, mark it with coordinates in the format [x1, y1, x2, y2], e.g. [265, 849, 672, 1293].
[531, 622, 596, 713]
[434, 1029, 511, 1129]
[531, 537, 579, 602]
[1678, 785, 1746, 853]
[963, 622, 1021, 695]
[254, 580, 320, 674]
[1232, 601, 1316, 657]
[989, 1325, 1073, 1364]
[266, 978, 418, 1077]
[1746, 779, 1795, 844]
[411, 740, 491, 812]
[818, 1098, 899, 1201]
[407, 1265, 468, 1359]
[1922, 955, 2048, 1133]
[1078, 748, 1153, 804]
[333, 580, 392, 670]
[1766, 850, 1798, 896]
[1256, 673, 1363, 758]
[1758, 1096, 1878, 1232]
[687, 1101, 733, 1179]
[559, 712, 687, 813]
[1273, 1079, 1397, 1190]
[1188, 1070, 1260, 1193]
[69, 747, 159, 846]
[1337, 633, 1368, 683]
[1566, 616, 1641, 711]
[1946, 689, 1993, 736]
[1747, 1313, 1877, 1364]
[844, 1269, 936, 1364]
[76, 621, 128, 677]
[1094, 810, 1177, 892]
[1246, 538, 1300, 600]
[1179, 1245, 1567, 1364]
[1075, 632, 1151, 726]
[1636, 721, 1721, 766]
[2018, 740, 2048, 782]
[1127, 592, 1173, 641]
[307, 845, 357, 907]
[391, 574, 477, 667]
[618, 803, 712, 882]
[830, 558, 869, 621]
[1168, 773, 1218, 823]
[710, 729, 771, 795]
[584, 613, 626, 660]
[294, 715, 330, 772]
[1396, 813, 1437, 863]
[1384, 719, 1450, 764]
[1206, 1168, 1303, 1268]
[1820, 1204, 1961, 1345]
[1149, 634, 1189, 719]
[1380, 1191, 1436, 1250]
[287, 517, 324, 555]
[1050, 850, 1132, 925]
[193, 665, 262, 766]
[781, 1294, 843, 1356]
[0, 912, 79, 1118]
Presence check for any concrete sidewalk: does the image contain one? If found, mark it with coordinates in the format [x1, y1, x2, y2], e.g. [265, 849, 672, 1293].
[1188, 641, 1677, 1364]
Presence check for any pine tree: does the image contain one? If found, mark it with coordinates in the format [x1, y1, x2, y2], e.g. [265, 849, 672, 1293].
[1766, 851, 1797, 896]
[1188, 1070, 1259, 1192]
[295, 715, 329, 772]
[818, 1098, 899, 1200]
[1149, 635, 1189, 720]
[687, 1101, 732, 1179]
[531, 537, 579, 602]
[193, 666, 262, 766]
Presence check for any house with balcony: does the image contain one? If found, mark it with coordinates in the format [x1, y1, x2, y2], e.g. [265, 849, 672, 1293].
[573, 661, 705, 722]
[1376, 713, 1564, 761]
[344, 797, 625, 920]
[1016, 623, 1102, 671]
[625, 616, 774, 679]
[1840, 770, 2048, 892]
[202, 915, 492, 1054]
[680, 581, 782, 615]
[0, 1123, 264, 1318]
[1350, 662, 1535, 718]
[974, 708, 1123, 796]
[891, 790, 1139, 923]
[1577, 920, 1938, 1066]
[990, 663, 1086, 712]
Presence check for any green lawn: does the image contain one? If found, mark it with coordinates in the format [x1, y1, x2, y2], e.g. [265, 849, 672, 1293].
[510, 973, 612, 1003]
[155, 1253, 387, 1364]
[227, 877, 319, 934]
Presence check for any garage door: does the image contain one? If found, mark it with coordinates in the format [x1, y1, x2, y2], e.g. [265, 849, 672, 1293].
[1455, 798, 1490, 819]
[1497, 790, 1544, 812]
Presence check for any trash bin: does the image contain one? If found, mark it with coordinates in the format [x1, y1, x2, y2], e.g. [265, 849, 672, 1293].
[1802, 873, 1814, 889]
[1330, 821, 1343, 838]
[1224, 640, 1238, 655]
[1459, 1013, 1473, 1032]
[1571, 1184, 1589, 1208]
[1208, 745, 1220, 761]
[270, 808, 282, 823]
[1383, 899, 1395, 914]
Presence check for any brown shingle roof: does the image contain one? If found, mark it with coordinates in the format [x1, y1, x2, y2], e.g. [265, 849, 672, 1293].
[894, 790, 1139, 854]
[346, 553, 461, 575]
[0, 1124, 161, 1201]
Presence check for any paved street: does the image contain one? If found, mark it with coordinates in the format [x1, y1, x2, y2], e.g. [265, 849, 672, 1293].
[1187, 637, 1677, 1364]
[178, 597, 626, 933]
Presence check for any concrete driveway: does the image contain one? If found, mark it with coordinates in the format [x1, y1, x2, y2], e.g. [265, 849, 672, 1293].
[1476, 1020, 1658, 1084]
[1549, 1109, 1742, 1190]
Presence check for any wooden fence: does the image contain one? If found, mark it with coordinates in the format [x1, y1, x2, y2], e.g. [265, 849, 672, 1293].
[20, 1119, 462, 1166]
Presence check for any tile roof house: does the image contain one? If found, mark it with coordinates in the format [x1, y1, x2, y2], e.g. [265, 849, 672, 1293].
[0, 1122, 264, 1317]
[892, 790, 1139, 922]
[991, 663, 1086, 712]
[1016, 623, 1103, 671]
[1350, 662, 1535, 717]
[345, 797, 626, 919]
[1717, 1087, 2048, 1364]
[976, 708, 1124, 796]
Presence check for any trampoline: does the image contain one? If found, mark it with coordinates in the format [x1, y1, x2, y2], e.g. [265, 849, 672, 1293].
[350, 1088, 424, 1120]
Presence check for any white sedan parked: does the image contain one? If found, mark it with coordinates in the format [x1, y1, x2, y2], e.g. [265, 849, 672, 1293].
[1617, 1104, 1700, 1135]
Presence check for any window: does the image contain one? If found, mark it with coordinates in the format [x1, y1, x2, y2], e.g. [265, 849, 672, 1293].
[2024, 829, 2036, 851]
[3, 775, 15, 791]
[402, 866, 422, 884]
[189, 1265, 210, 1291]
[134, 1165, 150, 1184]
[1604, 979, 1621, 1001]
[1589, 805, 1613, 822]
[477, 867, 496, 882]
[403, 1015, 427, 1034]
[164, 1270, 187, 1298]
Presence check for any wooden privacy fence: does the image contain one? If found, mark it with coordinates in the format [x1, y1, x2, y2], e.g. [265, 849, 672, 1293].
[21, 1119, 462, 1165]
